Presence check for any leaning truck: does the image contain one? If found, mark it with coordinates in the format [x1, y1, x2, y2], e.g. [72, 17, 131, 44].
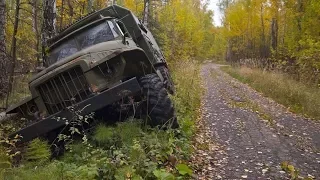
[4, 5, 177, 144]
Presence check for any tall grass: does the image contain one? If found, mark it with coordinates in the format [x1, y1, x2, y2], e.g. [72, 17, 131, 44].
[222, 66, 320, 120]
[171, 60, 202, 137]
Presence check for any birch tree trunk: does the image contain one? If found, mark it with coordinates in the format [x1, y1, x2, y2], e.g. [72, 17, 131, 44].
[43, 0, 57, 39]
[142, 0, 149, 27]
[42, 0, 56, 64]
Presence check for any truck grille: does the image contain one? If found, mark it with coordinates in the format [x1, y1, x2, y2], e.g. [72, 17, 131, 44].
[38, 66, 91, 115]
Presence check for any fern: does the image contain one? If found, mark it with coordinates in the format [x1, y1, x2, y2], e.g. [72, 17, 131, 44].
[93, 124, 114, 145]
[115, 120, 142, 146]
[25, 138, 50, 163]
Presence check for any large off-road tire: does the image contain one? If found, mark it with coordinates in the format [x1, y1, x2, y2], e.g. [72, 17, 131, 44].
[156, 66, 175, 94]
[138, 74, 178, 128]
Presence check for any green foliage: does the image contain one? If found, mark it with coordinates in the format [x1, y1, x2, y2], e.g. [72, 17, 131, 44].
[60, 122, 192, 179]
[0, 146, 11, 178]
[176, 163, 193, 176]
[1, 161, 62, 180]
[153, 169, 175, 180]
[25, 138, 51, 163]
[93, 124, 114, 144]
[115, 120, 142, 146]
[114, 166, 142, 180]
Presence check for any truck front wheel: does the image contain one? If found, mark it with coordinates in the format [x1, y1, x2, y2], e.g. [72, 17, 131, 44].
[138, 74, 178, 128]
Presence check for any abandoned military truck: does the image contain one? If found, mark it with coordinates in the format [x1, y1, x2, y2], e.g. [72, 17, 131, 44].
[4, 5, 177, 144]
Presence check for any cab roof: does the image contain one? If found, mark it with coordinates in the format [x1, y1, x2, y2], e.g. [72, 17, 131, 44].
[47, 5, 130, 47]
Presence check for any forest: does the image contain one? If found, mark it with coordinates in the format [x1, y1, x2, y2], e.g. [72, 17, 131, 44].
[216, 0, 320, 85]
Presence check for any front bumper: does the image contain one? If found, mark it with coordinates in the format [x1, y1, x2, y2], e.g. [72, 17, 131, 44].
[10, 77, 141, 144]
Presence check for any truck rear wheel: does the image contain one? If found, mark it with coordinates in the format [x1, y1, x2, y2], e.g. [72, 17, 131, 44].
[138, 74, 178, 128]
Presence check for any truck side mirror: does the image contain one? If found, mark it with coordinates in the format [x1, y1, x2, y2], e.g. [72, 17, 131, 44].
[122, 32, 129, 45]
[115, 20, 130, 44]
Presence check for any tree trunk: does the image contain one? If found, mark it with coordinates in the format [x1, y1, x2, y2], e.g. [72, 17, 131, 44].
[6, 0, 21, 107]
[0, 0, 8, 97]
[296, 0, 303, 50]
[67, 0, 73, 24]
[260, 4, 266, 58]
[0, 0, 5, 57]
[271, 17, 278, 51]
[42, 0, 56, 65]
[143, 0, 149, 27]
[43, 0, 56, 39]
[270, 0, 279, 53]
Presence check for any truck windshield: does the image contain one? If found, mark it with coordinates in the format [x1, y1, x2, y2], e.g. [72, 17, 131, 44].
[47, 20, 120, 66]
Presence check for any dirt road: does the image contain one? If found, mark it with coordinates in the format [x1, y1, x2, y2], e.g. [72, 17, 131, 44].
[196, 63, 320, 179]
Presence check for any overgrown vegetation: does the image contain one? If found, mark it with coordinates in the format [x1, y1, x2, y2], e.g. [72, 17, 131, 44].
[222, 66, 320, 120]
[0, 61, 202, 179]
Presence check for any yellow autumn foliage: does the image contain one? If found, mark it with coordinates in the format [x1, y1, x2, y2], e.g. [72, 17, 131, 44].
[5, 0, 216, 71]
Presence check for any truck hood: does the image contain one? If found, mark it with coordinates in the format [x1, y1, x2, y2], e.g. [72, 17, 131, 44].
[31, 40, 131, 83]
